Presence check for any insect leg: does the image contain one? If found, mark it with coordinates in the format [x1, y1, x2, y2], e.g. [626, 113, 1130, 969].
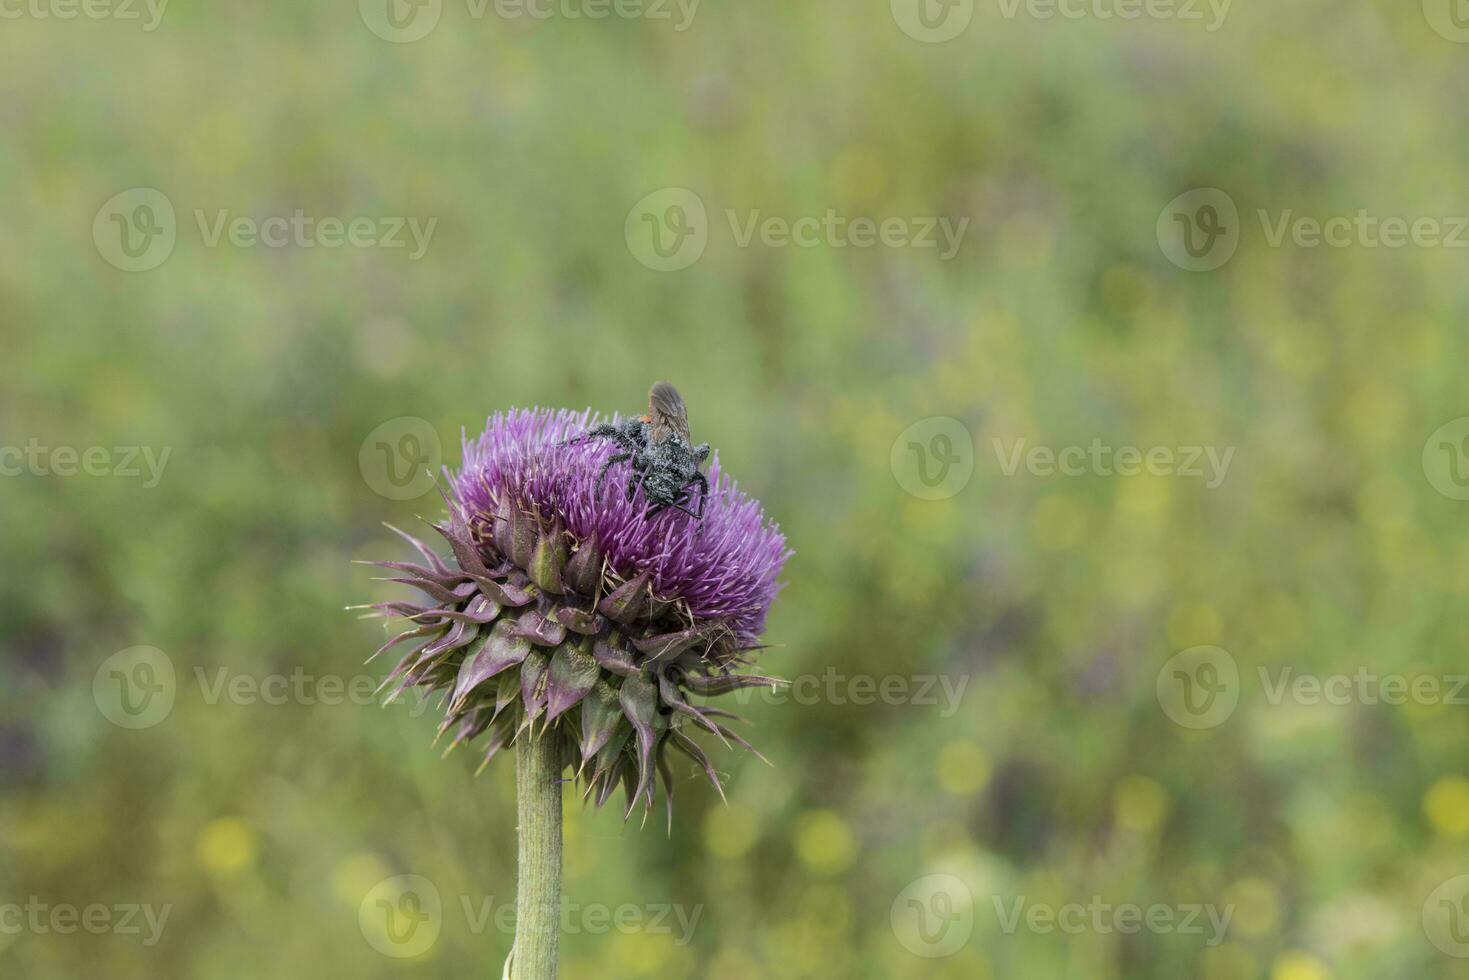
[686, 472, 710, 518]
[625, 469, 645, 503]
[596, 452, 631, 500]
[561, 423, 621, 448]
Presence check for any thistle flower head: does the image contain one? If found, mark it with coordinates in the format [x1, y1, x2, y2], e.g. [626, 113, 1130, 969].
[359, 404, 790, 822]
[454, 408, 786, 642]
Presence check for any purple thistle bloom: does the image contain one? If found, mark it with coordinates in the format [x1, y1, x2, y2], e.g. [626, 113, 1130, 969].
[452, 407, 790, 643]
[357, 394, 791, 822]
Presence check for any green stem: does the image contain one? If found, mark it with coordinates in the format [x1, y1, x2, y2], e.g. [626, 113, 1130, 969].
[512, 732, 562, 980]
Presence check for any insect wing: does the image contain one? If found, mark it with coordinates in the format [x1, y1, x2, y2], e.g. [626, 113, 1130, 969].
[647, 382, 691, 443]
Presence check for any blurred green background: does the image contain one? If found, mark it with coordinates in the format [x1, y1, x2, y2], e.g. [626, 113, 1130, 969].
[5, 1, 1469, 977]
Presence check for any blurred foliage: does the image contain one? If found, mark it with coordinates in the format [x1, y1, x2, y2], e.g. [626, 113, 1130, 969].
[3, 1, 1469, 978]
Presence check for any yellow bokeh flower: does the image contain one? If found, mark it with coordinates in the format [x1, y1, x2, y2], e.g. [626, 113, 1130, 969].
[794, 810, 857, 876]
[195, 817, 257, 875]
[937, 740, 991, 797]
[1272, 951, 1330, 980]
[1114, 776, 1170, 833]
[1423, 777, 1469, 837]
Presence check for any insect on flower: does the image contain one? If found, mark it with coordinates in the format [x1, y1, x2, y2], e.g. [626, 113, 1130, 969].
[563, 382, 711, 520]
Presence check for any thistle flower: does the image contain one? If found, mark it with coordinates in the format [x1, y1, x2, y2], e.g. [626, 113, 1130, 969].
[360, 406, 790, 822]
